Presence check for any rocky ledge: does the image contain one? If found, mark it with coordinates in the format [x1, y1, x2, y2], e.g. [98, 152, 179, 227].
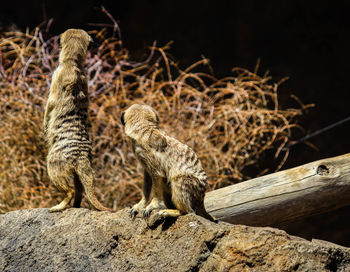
[0, 208, 349, 271]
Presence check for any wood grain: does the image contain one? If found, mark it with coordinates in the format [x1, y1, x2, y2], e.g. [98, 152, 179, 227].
[204, 153, 350, 226]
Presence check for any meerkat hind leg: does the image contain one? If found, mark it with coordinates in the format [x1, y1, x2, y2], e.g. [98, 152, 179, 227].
[49, 189, 74, 212]
[148, 177, 198, 226]
[155, 209, 182, 218]
[48, 172, 74, 212]
[148, 209, 182, 227]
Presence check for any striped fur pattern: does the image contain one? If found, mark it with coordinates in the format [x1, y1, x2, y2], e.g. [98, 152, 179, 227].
[121, 104, 215, 222]
[43, 29, 109, 212]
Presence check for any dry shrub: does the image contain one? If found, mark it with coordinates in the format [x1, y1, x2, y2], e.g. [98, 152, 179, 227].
[0, 25, 309, 213]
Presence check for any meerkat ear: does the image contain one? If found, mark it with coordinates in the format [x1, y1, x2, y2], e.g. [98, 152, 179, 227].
[87, 35, 93, 50]
[88, 38, 100, 52]
[120, 112, 125, 126]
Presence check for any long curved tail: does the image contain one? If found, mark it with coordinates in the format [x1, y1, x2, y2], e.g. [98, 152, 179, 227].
[76, 160, 110, 212]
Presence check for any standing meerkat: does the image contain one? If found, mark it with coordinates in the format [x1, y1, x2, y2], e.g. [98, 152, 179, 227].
[43, 29, 109, 212]
[121, 104, 215, 222]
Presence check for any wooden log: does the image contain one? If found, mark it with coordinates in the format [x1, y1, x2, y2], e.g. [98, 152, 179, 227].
[204, 153, 350, 226]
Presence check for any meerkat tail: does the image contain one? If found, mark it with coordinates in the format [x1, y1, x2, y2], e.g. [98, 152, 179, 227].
[80, 172, 110, 211]
[76, 162, 110, 212]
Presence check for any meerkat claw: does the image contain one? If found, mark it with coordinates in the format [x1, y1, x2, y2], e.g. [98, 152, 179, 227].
[143, 210, 151, 218]
[130, 209, 138, 219]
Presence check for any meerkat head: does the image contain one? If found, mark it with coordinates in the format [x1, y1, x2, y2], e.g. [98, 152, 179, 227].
[59, 29, 92, 65]
[121, 104, 160, 129]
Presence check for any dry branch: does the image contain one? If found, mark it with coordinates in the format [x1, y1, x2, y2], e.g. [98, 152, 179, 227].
[0, 22, 308, 213]
[205, 153, 350, 226]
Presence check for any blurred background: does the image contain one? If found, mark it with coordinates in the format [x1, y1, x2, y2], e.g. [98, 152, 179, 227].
[1, 0, 350, 246]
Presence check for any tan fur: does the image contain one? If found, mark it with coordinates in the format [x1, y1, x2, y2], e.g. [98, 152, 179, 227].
[121, 104, 215, 222]
[44, 29, 109, 212]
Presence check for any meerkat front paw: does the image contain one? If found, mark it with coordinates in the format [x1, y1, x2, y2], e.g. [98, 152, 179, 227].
[130, 198, 147, 219]
[143, 209, 152, 218]
[143, 198, 166, 218]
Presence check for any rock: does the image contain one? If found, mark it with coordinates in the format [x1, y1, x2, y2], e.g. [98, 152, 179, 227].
[0, 208, 349, 271]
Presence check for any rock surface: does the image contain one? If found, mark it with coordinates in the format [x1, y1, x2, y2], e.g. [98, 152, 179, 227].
[0, 208, 349, 272]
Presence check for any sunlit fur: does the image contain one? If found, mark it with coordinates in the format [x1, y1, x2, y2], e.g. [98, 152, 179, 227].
[44, 29, 109, 212]
[122, 104, 215, 222]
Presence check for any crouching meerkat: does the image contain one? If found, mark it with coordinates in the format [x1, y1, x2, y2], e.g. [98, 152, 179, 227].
[121, 104, 216, 222]
[43, 29, 109, 212]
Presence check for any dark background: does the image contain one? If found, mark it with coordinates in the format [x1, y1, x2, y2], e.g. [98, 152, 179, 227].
[1, 0, 350, 245]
